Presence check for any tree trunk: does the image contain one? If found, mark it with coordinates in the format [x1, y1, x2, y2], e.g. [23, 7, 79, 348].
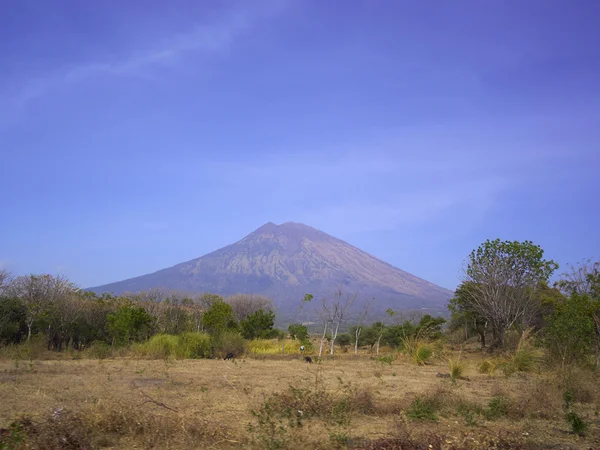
[26, 323, 32, 342]
[479, 329, 486, 349]
[354, 328, 361, 355]
[319, 322, 328, 358]
[488, 326, 504, 352]
[376, 335, 382, 356]
[330, 321, 340, 355]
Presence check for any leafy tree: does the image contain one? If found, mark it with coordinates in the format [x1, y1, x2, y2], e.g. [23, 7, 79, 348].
[0, 297, 26, 344]
[241, 309, 276, 339]
[288, 323, 309, 342]
[449, 282, 489, 347]
[336, 333, 351, 350]
[416, 314, 446, 339]
[201, 300, 237, 335]
[545, 293, 600, 367]
[458, 239, 558, 350]
[107, 304, 154, 345]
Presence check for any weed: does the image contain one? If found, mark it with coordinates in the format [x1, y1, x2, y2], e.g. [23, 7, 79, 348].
[376, 355, 393, 366]
[484, 396, 510, 420]
[565, 411, 588, 436]
[405, 397, 437, 422]
[0, 421, 26, 450]
[449, 358, 465, 380]
[477, 359, 497, 375]
[329, 430, 350, 448]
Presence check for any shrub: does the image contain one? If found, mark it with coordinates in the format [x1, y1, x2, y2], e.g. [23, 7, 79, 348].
[484, 396, 510, 420]
[177, 332, 211, 358]
[85, 341, 112, 360]
[247, 339, 298, 355]
[566, 411, 588, 436]
[449, 358, 465, 380]
[405, 397, 437, 422]
[212, 330, 245, 358]
[477, 359, 497, 375]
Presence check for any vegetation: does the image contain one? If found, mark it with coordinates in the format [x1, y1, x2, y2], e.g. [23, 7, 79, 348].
[0, 247, 599, 448]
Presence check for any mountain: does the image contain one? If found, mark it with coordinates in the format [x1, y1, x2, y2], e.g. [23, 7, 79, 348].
[88, 222, 453, 318]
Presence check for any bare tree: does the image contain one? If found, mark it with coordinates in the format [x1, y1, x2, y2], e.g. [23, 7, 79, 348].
[329, 289, 356, 355]
[225, 294, 273, 322]
[318, 297, 333, 358]
[354, 297, 373, 355]
[556, 258, 600, 297]
[0, 269, 11, 296]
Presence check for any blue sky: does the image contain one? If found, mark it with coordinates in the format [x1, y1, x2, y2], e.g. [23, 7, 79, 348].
[1, 0, 599, 291]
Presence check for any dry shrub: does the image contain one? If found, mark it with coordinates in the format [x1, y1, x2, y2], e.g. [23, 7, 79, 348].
[5, 404, 231, 449]
[478, 359, 498, 375]
[493, 377, 563, 420]
[561, 369, 598, 405]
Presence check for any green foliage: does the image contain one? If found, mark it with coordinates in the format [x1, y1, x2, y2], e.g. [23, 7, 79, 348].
[336, 333, 351, 349]
[201, 300, 237, 335]
[416, 315, 446, 339]
[484, 396, 510, 420]
[460, 239, 558, 349]
[176, 332, 212, 358]
[287, 323, 308, 343]
[106, 304, 154, 346]
[0, 297, 27, 345]
[566, 411, 588, 436]
[545, 293, 600, 366]
[0, 421, 27, 450]
[241, 309, 276, 340]
[406, 397, 438, 422]
[376, 355, 393, 366]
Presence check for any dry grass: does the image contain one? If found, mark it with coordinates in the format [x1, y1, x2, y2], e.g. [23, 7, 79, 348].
[0, 350, 598, 449]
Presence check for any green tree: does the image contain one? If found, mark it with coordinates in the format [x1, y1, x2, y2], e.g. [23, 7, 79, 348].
[201, 300, 237, 335]
[241, 309, 276, 339]
[545, 293, 600, 367]
[288, 323, 309, 342]
[107, 304, 154, 345]
[458, 239, 558, 350]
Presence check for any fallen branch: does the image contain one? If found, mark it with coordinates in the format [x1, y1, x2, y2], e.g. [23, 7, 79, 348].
[138, 389, 179, 413]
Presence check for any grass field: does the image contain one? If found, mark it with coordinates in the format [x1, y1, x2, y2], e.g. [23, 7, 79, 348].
[0, 348, 599, 449]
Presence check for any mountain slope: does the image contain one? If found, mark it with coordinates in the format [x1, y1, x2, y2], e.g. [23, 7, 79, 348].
[88, 222, 453, 314]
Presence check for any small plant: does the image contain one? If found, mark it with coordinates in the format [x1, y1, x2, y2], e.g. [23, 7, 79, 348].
[329, 431, 350, 448]
[0, 421, 27, 449]
[376, 355, 393, 366]
[477, 359, 497, 375]
[565, 411, 588, 436]
[449, 358, 465, 380]
[484, 396, 510, 420]
[405, 397, 437, 422]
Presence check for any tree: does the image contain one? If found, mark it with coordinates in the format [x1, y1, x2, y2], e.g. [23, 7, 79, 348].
[8, 274, 76, 342]
[226, 294, 274, 322]
[556, 258, 600, 300]
[545, 293, 600, 368]
[449, 282, 488, 347]
[240, 309, 276, 339]
[458, 239, 558, 350]
[329, 289, 356, 355]
[107, 303, 154, 345]
[201, 300, 237, 335]
[288, 323, 309, 342]
[336, 333, 351, 351]
[353, 297, 373, 355]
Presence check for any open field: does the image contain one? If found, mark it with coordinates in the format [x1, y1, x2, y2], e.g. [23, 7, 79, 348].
[1, 350, 599, 449]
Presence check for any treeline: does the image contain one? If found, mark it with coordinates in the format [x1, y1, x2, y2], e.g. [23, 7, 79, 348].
[0, 274, 280, 353]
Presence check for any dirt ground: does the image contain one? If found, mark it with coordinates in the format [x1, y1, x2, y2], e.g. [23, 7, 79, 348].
[0, 353, 599, 449]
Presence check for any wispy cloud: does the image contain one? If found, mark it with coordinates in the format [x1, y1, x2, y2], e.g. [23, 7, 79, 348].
[5, 9, 254, 111]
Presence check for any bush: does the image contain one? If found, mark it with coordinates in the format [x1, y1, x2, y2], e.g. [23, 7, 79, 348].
[247, 339, 299, 355]
[566, 411, 588, 436]
[405, 397, 437, 422]
[177, 332, 211, 358]
[85, 341, 112, 360]
[449, 358, 465, 380]
[477, 359, 497, 375]
[212, 330, 245, 358]
[484, 396, 510, 420]
[132, 332, 211, 359]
